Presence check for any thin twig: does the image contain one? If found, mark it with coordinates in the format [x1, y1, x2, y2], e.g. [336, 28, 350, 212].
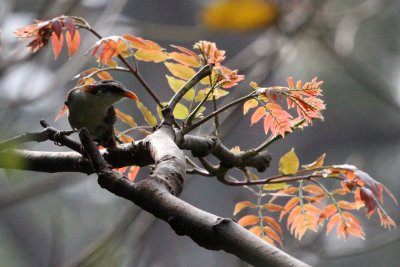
[82, 26, 162, 108]
[182, 92, 255, 134]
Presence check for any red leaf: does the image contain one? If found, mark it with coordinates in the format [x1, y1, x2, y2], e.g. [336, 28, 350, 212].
[63, 16, 76, 39]
[360, 187, 377, 217]
[51, 32, 63, 60]
[280, 197, 299, 221]
[250, 106, 265, 125]
[65, 30, 80, 57]
[51, 19, 62, 38]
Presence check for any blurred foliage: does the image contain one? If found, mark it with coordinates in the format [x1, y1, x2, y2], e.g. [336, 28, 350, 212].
[201, 0, 279, 31]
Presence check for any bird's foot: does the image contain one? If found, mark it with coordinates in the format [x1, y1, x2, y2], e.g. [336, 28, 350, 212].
[53, 130, 76, 146]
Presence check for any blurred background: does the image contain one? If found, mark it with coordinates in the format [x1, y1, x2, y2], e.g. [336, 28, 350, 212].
[1, 0, 400, 266]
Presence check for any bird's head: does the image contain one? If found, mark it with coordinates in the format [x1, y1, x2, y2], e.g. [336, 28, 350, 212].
[81, 80, 138, 105]
[56, 80, 138, 122]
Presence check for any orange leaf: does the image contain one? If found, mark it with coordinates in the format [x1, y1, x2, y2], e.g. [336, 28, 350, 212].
[233, 201, 256, 215]
[97, 71, 113, 80]
[55, 104, 68, 121]
[114, 166, 127, 173]
[250, 106, 265, 125]
[169, 51, 200, 67]
[287, 206, 302, 227]
[128, 166, 140, 182]
[263, 203, 285, 212]
[303, 204, 321, 215]
[164, 62, 196, 80]
[123, 34, 162, 51]
[263, 216, 283, 237]
[337, 200, 358, 210]
[318, 204, 337, 223]
[118, 133, 134, 143]
[243, 99, 258, 115]
[248, 225, 262, 236]
[280, 197, 299, 221]
[302, 185, 324, 195]
[115, 108, 137, 128]
[135, 49, 169, 63]
[264, 226, 283, 247]
[237, 215, 260, 227]
[326, 213, 341, 234]
[171, 45, 198, 57]
[51, 32, 63, 60]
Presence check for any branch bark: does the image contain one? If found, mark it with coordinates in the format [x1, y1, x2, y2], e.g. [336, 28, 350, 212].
[76, 126, 309, 267]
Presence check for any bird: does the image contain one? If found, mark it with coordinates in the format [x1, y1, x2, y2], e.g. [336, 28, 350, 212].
[61, 80, 137, 148]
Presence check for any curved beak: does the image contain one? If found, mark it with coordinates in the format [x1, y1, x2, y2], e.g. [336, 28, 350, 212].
[122, 91, 138, 100]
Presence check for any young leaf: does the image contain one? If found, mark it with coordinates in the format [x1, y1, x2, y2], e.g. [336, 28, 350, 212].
[302, 185, 324, 195]
[264, 226, 283, 247]
[157, 102, 189, 120]
[169, 51, 200, 67]
[164, 62, 196, 81]
[243, 99, 258, 115]
[233, 201, 256, 215]
[279, 148, 299, 175]
[248, 225, 263, 236]
[280, 197, 299, 221]
[136, 100, 157, 127]
[237, 215, 260, 227]
[65, 30, 80, 57]
[263, 182, 288, 191]
[302, 153, 326, 170]
[128, 165, 140, 182]
[318, 204, 337, 223]
[97, 70, 113, 80]
[135, 49, 169, 63]
[263, 203, 285, 212]
[263, 216, 283, 237]
[250, 106, 265, 125]
[115, 108, 137, 128]
[51, 32, 63, 59]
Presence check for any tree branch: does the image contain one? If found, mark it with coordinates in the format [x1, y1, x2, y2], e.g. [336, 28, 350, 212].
[78, 127, 309, 267]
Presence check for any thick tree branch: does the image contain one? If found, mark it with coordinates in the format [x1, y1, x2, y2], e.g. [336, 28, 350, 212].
[77, 127, 308, 267]
[177, 133, 271, 172]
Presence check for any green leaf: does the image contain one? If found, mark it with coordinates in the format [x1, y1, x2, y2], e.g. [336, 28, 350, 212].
[279, 148, 299, 175]
[165, 75, 195, 101]
[173, 102, 189, 119]
[157, 102, 189, 120]
[263, 182, 289, 191]
[164, 62, 196, 80]
[136, 100, 157, 127]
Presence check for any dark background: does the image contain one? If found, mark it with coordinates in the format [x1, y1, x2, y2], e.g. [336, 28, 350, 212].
[0, 0, 399, 266]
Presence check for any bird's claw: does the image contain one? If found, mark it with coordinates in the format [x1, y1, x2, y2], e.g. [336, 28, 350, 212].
[53, 130, 76, 146]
